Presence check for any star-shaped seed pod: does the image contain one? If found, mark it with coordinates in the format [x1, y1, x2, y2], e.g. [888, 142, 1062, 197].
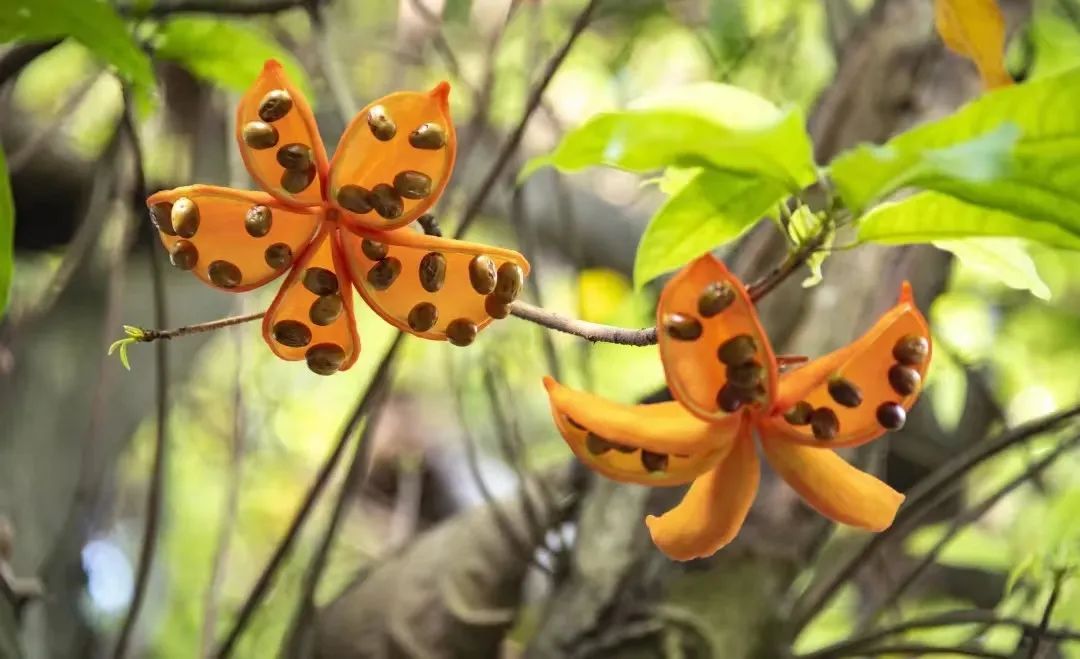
[146, 61, 529, 374]
[543, 254, 932, 560]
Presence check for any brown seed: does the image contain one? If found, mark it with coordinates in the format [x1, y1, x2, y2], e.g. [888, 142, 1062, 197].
[783, 401, 814, 426]
[698, 281, 736, 317]
[245, 205, 272, 237]
[586, 433, 613, 455]
[485, 295, 511, 319]
[265, 242, 293, 269]
[208, 260, 242, 288]
[258, 89, 293, 122]
[276, 143, 313, 171]
[370, 183, 404, 220]
[302, 267, 339, 296]
[309, 294, 344, 326]
[336, 185, 373, 214]
[810, 407, 840, 440]
[393, 170, 433, 200]
[169, 240, 198, 270]
[281, 167, 315, 194]
[149, 202, 175, 235]
[409, 122, 447, 149]
[242, 121, 279, 149]
[716, 385, 744, 413]
[367, 105, 397, 141]
[418, 252, 447, 292]
[469, 255, 497, 294]
[171, 197, 200, 238]
[492, 262, 524, 304]
[407, 302, 439, 332]
[828, 377, 863, 408]
[717, 334, 757, 366]
[446, 318, 478, 347]
[888, 364, 922, 396]
[876, 402, 907, 430]
[663, 313, 703, 341]
[367, 257, 401, 290]
[727, 360, 764, 390]
[272, 320, 311, 348]
[306, 343, 346, 375]
[641, 451, 669, 473]
[361, 238, 388, 261]
[893, 334, 929, 366]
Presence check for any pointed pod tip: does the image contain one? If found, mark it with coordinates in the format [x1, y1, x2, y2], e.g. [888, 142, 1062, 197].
[430, 81, 451, 109]
[899, 280, 914, 304]
[262, 59, 283, 73]
[542, 375, 557, 392]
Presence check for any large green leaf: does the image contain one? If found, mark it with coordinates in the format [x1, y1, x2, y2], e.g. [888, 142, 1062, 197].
[934, 239, 1051, 300]
[634, 169, 785, 288]
[154, 17, 311, 98]
[521, 82, 817, 192]
[0, 148, 12, 320]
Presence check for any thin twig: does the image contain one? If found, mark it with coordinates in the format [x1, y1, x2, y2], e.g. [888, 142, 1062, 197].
[120, 0, 307, 17]
[136, 312, 266, 342]
[815, 643, 1010, 658]
[1027, 569, 1068, 659]
[509, 300, 658, 346]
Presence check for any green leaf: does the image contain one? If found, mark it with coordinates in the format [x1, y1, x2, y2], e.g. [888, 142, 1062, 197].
[0, 0, 154, 106]
[0, 148, 12, 320]
[521, 82, 817, 191]
[830, 68, 1080, 241]
[786, 206, 833, 288]
[633, 169, 785, 288]
[934, 238, 1051, 300]
[154, 17, 311, 98]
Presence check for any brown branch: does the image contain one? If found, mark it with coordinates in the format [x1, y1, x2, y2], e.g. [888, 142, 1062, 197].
[1028, 569, 1068, 659]
[119, 0, 307, 17]
[136, 311, 265, 343]
[509, 301, 658, 347]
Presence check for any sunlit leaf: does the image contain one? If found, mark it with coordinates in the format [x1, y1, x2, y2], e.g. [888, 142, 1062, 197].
[935, 0, 1013, 89]
[0, 148, 12, 320]
[927, 341, 966, 433]
[786, 205, 833, 288]
[935, 238, 1051, 300]
[578, 268, 631, 323]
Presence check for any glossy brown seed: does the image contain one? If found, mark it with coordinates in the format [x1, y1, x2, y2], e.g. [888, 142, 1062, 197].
[641, 451, 669, 473]
[303, 267, 339, 296]
[367, 257, 401, 290]
[828, 377, 863, 408]
[717, 334, 757, 366]
[663, 313, 703, 341]
[208, 260, 242, 288]
[281, 167, 315, 194]
[893, 334, 930, 366]
[309, 294, 344, 326]
[698, 281, 736, 317]
[888, 364, 922, 396]
[877, 402, 907, 430]
[716, 385, 744, 413]
[408, 122, 447, 149]
[265, 242, 293, 269]
[407, 302, 439, 332]
[276, 143, 313, 171]
[171, 197, 200, 238]
[393, 170, 432, 200]
[469, 255, 497, 294]
[418, 252, 447, 292]
[370, 183, 404, 219]
[149, 202, 175, 235]
[272, 320, 312, 348]
[367, 105, 397, 141]
[446, 318, 478, 347]
[169, 240, 198, 270]
[810, 407, 840, 441]
[361, 238, 388, 261]
[783, 401, 814, 426]
[306, 343, 346, 375]
[727, 360, 764, 390]
[586, 433, 613, 455]
[493, 262, 524, 303]
[258, 89, 293, 122]
[336, 185, 373, 214]
[244, 205, 272, 237]
[485, 295, 511, 319]
[242, 121, 278, 149]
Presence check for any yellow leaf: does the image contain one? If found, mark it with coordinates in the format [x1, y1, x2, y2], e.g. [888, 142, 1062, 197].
[577, 268, 631, 323]
[935, 0, 1013, 89]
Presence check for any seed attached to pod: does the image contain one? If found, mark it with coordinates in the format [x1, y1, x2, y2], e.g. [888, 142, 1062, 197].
[169, 240, 198, 270]
[469, 255, 497, 294]
[698, 281, 736, 317]
[303, 267, 339, 296]
[828, 377, 863, 408]
[485, 295, 511, 319]
[810, 407, 840, 440]
[276, 143, 313, 171]
[367, 105, 397, 141]
[367, 257, 401, 290]
[641, 450, 669, 473]
[242, 121, 279, 149]
[258, 89, 293, 122]
[393, 170, 432, 200]
[407, 302, 439, 332]
[418, 252, 447, 292]
[888, 364, 921, 396]
[171, 197, 200, 238]
[306, 343, 346, 375]
[273, 320, 312, 348]
[208, 260, 242, 288]
[783, 401, 814, 426]
[716, 385, 744, 413]
[265, 242, 293, 269]
[446, 318, 478, 347]
[586, 433, 614, 455]
[893, 334, 929, 365]
[281, 167, 315, 194]
[361, 239, 388, 261]
[727, 360, 764, 389]
[408, 122, 447, 150]
[245, 205, 272, 237]
[876, 402, 906, 430]
[493, 262, 523, 303]
[717, 334, 757, 366]
[309, 294, 344, 326]
[149, 202, 175, 235]
[370, 184, 404, 219]
[664, 313, 703, 341]
[336, 185, 373, 214]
